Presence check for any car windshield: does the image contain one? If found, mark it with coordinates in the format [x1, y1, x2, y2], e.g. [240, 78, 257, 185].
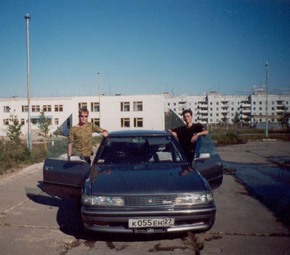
[96, 136, 184, 164]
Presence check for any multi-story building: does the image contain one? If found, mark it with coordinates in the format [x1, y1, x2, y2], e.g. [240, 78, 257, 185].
[0, 89, 289, 139]
[164, 89, 290, 127]
[0, 94, 165, 139]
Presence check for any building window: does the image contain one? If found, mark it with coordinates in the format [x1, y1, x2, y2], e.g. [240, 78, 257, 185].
[79, 102, 87, 109]
[32, 105, 40, 112]
[21, 119, 25, 125]
[133, 101, 143, 111]
[121, 118, 130, 128]
[134, 118, 143, 128]
[121, 102, 130, 112]
[22, 105, 28, 112]
[55, 105, 63, 112]
[3, 119, 9, 125]
[32, 119, 38, 125]
[54, 118, 59, 126]
[43, 105, 51, 112]
[91, 102, 100, 112]
[91, 118, 100, 126]
[4, 106, 11, 113]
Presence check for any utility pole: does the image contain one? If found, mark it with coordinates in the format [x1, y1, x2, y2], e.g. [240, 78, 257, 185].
[265, 62, 269, 138]
[97, 72, 101, 124]
[25, 13, 32, 150]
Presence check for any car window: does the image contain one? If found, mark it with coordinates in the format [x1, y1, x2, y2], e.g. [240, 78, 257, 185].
[194, 135, 217, 158]
[45, 137, 69, 159]
[97, 136, 184, 164]
[45, 137, 85, 160]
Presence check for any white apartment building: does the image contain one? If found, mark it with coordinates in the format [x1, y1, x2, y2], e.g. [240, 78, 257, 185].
[0, 94, 165, 138]
[164, 89, 290, 127]
[1, 89, 289, 139]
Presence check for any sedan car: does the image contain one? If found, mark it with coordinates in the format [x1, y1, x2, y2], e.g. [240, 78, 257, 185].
[43, 130, 223, 234]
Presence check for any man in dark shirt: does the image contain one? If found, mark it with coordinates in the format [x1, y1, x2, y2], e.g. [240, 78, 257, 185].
[169, 109, 208, 163]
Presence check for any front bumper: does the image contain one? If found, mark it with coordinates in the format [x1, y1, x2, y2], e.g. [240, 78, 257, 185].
[81, 206, 216, 234]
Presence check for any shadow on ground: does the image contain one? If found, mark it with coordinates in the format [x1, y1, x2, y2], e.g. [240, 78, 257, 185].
[25, 183, 202, 246]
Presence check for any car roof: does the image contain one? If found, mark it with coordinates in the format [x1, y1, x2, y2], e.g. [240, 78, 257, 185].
[108, 130, 170, 137]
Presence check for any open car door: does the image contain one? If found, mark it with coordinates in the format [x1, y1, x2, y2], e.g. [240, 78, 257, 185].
[42, 138, 91, 198]
[192, 135, 223, 189]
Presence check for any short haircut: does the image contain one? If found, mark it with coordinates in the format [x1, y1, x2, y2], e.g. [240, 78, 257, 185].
[79, 107, 89, 115]
[182, 109, 192, 116]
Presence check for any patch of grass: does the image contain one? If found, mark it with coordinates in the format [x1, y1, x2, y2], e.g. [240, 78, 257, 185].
[211, 132, 247, 145]
[210, 126, 290, 145]
[0, 140, 46, 176]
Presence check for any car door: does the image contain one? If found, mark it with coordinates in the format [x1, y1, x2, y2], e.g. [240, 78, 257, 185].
[43, 157, 90, 198]
[192, 135, 223, 189]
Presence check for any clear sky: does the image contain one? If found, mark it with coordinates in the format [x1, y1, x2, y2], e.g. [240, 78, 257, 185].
[0, 0, 289, 98]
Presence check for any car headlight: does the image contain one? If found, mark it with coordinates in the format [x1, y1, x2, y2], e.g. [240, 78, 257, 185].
[175, 192, 214, 205]
[82, 195, 124, 206]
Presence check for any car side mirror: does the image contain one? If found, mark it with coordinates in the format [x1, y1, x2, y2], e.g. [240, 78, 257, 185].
[194, 153, 210, 161]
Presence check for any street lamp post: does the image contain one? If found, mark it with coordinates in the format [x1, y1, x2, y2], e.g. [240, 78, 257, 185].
[25, 14, 32, 150]
[265, 62, 269, 138]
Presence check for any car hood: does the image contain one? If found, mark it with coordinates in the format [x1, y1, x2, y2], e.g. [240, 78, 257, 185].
[87, 163, 207, 195]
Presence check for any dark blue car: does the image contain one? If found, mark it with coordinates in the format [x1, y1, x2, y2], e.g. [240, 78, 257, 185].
[43, 130, 223, 234]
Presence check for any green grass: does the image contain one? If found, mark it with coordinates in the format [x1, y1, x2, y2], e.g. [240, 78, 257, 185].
[0, 140, 47, 176]
[209, 126, 290, 145]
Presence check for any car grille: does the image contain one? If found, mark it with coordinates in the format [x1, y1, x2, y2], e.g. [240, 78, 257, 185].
[125, 195, 177, 206]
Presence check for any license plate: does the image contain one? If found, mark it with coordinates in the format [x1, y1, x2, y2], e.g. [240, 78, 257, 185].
[128, 218, 175, 228]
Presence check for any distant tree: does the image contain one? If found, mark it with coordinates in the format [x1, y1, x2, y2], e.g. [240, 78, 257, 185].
[53, 126, 63, 136]
[232, 112, 241, 126]
[7, 113, 23, 144]
[38, 111, 51, 150]
[278, 111, 290, 130]
[221, 116, 228, 124]
[231, 112, 241, 132]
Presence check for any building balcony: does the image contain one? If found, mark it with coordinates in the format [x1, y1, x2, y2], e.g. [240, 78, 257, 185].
[241, 115, 251, 120]
[276, 105, 286, 110]
[197, 115, 208, 120]
[197, 101, 207, 105]
[241, 109, 251, 113]
[276, 99, 284, 104]
[197, 110, 208, 114]
[276, 109, 285, 113]
[197, 106, 208, 110]
[241, 103, 251, 108]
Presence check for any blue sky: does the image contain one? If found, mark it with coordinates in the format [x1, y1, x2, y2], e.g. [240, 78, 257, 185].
[0, 0, 289, 98]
